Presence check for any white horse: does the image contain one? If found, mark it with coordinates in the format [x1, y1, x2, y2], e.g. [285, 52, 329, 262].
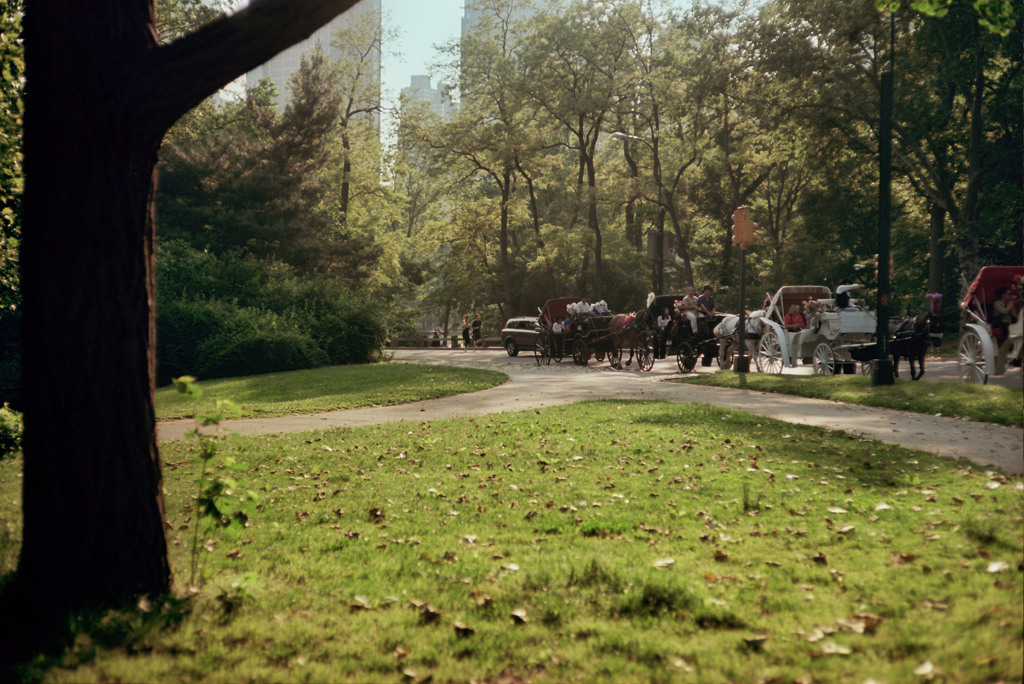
[713, 311, 769, 366]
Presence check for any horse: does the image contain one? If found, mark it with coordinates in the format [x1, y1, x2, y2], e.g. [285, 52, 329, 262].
[713, 311, 768, 366]
[608, 306, 651, 369]
[890, 310, 942, 380]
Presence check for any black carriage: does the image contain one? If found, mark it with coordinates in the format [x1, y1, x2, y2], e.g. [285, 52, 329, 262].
[646, 294, 725, 372]
[566, 303, 617, 367]
[535, 297, 581, 366]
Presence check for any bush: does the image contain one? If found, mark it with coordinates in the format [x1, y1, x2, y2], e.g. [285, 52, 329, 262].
[197, 330, 328, 380]
[156, 242, 388, 381]
[0, 403, 21, 459]
[156, 298, 236, 386]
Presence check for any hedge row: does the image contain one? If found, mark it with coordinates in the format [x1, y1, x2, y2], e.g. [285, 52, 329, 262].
[156, 241, 387, 385]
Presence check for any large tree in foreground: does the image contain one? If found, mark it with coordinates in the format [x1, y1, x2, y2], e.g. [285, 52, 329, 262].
[6, 0, 359, 621]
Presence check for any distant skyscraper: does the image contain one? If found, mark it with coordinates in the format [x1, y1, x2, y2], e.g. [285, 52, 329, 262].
[401, 75, 456, 119]
[245, 0, 382, 114]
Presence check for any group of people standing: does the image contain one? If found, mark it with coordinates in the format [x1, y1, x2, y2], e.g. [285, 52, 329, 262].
[460, 314, 482, 349]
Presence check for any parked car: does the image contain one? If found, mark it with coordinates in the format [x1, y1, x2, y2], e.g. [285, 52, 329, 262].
[500, 316, 540, 356]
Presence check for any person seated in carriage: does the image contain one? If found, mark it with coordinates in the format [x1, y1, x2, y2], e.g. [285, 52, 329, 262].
[785, 303, 806, 331]
[678, 286, 700, 335]
[992, 285, 1022, 344]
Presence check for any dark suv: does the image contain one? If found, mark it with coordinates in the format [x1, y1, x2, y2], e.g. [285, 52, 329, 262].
[500, 317, 540, 356]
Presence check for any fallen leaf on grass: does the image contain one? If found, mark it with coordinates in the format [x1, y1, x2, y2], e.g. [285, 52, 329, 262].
[742, 634, 768, 652]
[811, 552, 827, 565]
[453, 620, 475, 637]
[836, 525, 855, 535]
[418, 604, 442, 625]
[913, 660, 937, 677]
[653, 558, 675, 569]
[892, 552, 916, 566]
[714, 549, 730, 562]
[820, 640, 851, 655]
[874, 502, 893, 511]
[986, 561, 1010, 573]
[511, 608, 528, 625]
[402, 668, 432, 683]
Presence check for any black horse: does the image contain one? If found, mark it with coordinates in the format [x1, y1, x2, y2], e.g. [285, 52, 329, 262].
[890, 311, 942, 380]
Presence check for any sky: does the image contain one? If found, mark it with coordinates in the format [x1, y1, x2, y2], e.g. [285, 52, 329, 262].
[381, 0, 465, 109]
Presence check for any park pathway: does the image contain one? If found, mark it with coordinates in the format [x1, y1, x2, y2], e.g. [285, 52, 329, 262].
[156, 348, 1024, 475]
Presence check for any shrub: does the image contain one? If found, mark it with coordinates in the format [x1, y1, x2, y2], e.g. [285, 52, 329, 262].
[0, 402, 21, 459]
[197, 330, 328, 380]
[157, 298, 236, 386]
[157, 242, 388, 381]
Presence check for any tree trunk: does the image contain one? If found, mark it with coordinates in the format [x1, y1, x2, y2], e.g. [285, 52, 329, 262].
[928, 203, 945, 294]
[8, 0, 360, 623]
[499, 167, 514, 316]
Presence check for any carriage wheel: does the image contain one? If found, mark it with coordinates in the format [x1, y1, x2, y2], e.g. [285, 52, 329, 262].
[636, 332, 655, 372]
[957, 330, 988, 384]
[534, 341, 551, 366]
[571, 338, 589, 367]
[676, 341, 697, 372]
[860, 360, 873, 375]
[717, 339, 735, 370]
[594, 351, 606, 363]
[812, 342, 838, 376]
[552, 339, 564, 363]
[755, 331, 784, 374]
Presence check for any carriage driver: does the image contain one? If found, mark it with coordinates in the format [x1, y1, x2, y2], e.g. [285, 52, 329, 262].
[697, 286, 717, 318]
[679, 286, 700, 334]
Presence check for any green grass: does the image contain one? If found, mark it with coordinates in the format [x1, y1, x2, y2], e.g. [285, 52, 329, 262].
[2, 401, 1021, 683]
[154, 363, 508, 421]
[679, 372, 1024, 428]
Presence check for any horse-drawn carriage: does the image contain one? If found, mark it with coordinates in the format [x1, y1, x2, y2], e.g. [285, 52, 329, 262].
[535, 297, 580, 365]
[644, 293, 727, 372]
[750, 285, 877, 375]
[957, 266, 1024, 384]
[535, 296, 656, 370]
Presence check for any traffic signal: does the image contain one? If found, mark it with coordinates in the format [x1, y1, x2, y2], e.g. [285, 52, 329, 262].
[731, 206, 758, 248]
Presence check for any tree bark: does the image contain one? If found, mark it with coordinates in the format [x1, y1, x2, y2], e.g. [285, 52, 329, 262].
[10, 0, 360, 621]
[928, 203, 945, 294]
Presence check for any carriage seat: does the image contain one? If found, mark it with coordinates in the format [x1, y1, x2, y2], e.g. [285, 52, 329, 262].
[774, 287, 831, 323]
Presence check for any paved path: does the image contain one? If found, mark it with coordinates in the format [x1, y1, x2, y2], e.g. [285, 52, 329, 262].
[157, 349, 1024, 475]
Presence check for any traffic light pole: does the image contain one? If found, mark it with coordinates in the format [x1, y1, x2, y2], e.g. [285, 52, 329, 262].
[872, 24, 895, 386]
[735, 245, 750, 372]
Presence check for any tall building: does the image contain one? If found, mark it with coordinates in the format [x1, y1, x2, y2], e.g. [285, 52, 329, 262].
[401, 75, 456, 119]
[245, 0, 382, 114]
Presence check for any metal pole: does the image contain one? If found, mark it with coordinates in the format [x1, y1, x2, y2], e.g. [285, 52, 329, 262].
[872, 17, 895, 386]
[735, 245, 750, 372]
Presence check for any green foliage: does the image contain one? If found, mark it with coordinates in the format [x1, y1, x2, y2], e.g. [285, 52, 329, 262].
[156, 241, 387, 384]
[0, 0, 22, 311]
[0, 402, 21, 459]
[196, 327, 328, 380]
[172, 375, 256, 588]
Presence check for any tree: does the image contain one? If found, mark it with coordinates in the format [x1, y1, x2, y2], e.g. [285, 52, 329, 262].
[526, 0, 635, 297]
[6, 0, 362, 625]
[0, 0, 21, 311]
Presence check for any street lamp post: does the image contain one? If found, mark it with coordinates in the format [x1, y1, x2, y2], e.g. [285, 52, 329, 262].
[612, 131, 663, 295]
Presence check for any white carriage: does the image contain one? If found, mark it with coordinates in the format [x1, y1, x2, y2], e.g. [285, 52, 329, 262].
[957, 266, 1024, 384]
[753, 285, 877, 375]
